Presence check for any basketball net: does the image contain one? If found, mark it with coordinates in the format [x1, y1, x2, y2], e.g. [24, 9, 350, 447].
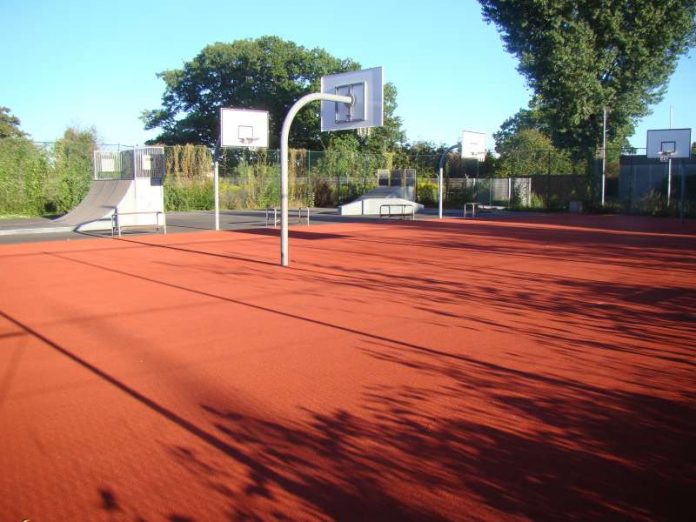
[240, 137, 260, 153]
[659, 151, 674, 163]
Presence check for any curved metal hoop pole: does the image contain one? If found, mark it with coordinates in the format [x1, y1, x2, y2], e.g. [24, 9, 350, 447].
[280, 92, 352, 266]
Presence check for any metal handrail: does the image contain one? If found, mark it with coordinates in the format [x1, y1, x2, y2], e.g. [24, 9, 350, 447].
[112, 210, 167, 237]
[463, 202, 478, 218]
[266, 207, 310, 228]
[379, 204, 415, 220]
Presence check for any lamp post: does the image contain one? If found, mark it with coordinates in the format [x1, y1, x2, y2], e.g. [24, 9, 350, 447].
[601, 107, 607, 207]
[437, 144, 460, 219]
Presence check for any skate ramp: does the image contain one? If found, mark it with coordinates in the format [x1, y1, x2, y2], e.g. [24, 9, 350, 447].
[0, 146, 166, 236]
[54, 179, 132, 230]
[339, 186, 424, 216]
[0, 177, 165, 236]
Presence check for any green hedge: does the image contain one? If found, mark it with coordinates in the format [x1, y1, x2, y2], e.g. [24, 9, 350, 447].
[0, 130, 95, 217]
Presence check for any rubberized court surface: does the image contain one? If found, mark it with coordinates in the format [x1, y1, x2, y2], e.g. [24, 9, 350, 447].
[1, 215, 694, 521]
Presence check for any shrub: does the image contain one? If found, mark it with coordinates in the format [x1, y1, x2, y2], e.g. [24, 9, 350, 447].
[164, 177, 213, 211]
[0, 138, 51, 216]
[416, 178, 438, 206]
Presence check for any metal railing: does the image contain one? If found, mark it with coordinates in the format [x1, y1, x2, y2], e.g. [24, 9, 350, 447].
[463, 202, 479, 218]
[111, 210, 167, 237]
[379, 203, 415, 220]
[265, 207, 310, 228]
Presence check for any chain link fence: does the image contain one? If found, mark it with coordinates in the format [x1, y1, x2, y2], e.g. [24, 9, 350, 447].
[614, 154, 696, 215]
[1, 139, 694, 217]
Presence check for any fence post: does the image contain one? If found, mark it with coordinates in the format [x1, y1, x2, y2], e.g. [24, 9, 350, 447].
[546, 150, 551, 209]
[630, 155, 636, 212]
[680, 160, 686, 223]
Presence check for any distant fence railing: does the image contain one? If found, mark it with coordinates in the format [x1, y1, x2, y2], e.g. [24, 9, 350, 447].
[615, 155, 696, 214]
[2, 139, 695, 217]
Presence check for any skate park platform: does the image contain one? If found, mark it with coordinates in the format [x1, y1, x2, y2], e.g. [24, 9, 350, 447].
[338, 169, 424, 216]
[338, 186, 424, 216]
[0, 147, 166, 238]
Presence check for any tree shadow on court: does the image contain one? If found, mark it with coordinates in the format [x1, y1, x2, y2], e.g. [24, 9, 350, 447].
[11, 217, 692, 520]
[142, 219, 693, 520]
[159, 356, 695, 521]
[235, 228, 349, 240]
[286, 219, 695, 376]
[342, 217, 696, 274]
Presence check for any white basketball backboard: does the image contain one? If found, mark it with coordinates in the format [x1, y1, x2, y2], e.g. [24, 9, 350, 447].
[220, 108, 269, 148]
[321, 67, 383, 132]
[461, 130, 486, 162]
[646, 128, 691, 159]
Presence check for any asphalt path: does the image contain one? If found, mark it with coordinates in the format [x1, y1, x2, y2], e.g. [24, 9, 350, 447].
[0, 207, 474, 245]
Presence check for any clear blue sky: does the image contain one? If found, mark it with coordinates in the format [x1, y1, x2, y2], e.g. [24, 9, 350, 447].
[1, 0, 694, 151]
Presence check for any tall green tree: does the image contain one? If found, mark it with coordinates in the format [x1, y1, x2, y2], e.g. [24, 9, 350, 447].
[495, 128, 573, 177]
[0, 107, 27, 139]
[52, 127, 98, 213]
[144, 37, 353, 148]
[144, 36, 404, 151]
[480, 1, 696, 157]
[493, 99, 547, 151]
[143, 36, 358, 148]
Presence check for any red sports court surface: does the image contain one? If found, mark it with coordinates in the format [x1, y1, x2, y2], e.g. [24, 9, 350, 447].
[1, 215, 694, 521]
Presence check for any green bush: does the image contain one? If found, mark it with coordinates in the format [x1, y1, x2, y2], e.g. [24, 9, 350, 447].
[0, 138, 51, 216]
[416, 178, 438, 206]
[53, 129, 95, 214]
[164, 177, 213, 211]
[219, 180, 247, 210]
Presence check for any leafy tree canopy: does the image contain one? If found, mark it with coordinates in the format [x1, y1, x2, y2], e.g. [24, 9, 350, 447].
[493, 99, 548, 152]
[52, 127, 98, 213]
[0, 107, 27, 139]
[143, 36, 405, 151]
[495, 128, 573, 176]
[55, 127, 98, 162]
[480, 0, 696, 156]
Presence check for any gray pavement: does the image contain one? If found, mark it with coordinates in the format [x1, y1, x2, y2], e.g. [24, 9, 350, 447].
[0, 208, 413, 245]
[0, 206, 505, 245]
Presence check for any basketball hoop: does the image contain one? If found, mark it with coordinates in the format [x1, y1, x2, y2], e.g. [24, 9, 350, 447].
[659, 151, 674, 163]
[220, 109, 269, 149]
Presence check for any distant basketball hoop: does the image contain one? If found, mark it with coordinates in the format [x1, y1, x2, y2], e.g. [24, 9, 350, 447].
[220, 108, 269, 149]
[647, 128, 692, 208]
[646, 128, 691, 160]
[212, 108, 270, 231]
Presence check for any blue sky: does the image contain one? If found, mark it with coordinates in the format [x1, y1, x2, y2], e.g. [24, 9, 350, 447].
[1, 0, 694, 151]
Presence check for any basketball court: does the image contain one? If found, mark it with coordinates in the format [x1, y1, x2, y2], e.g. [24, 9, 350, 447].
[1, 214, 694, 521]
